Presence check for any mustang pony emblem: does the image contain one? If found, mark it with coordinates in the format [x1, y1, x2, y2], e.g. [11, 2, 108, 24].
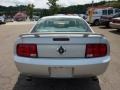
[57, 46, 66, 55]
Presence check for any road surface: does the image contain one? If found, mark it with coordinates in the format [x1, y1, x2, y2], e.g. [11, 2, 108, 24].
[0, 22, 120, 90]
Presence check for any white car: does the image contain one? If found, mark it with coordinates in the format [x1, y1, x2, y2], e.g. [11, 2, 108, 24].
[79, 14, 87, 20]
[110, 17, 120, 30]
[14, 15, 110, 79]
[87, 7, 120, 26]
[0, 16, 6, 24]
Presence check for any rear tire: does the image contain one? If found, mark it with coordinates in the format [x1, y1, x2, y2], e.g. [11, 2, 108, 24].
[26, 76, 32, 81]
[117, 29, 120, 32]
[91, 76, 99, 83]
[94, 20, 100, 26]
[105, 22, 110, 28]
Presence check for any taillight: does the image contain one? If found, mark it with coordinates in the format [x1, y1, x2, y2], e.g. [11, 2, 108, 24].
[112, 19, 120, 23]
[112, 19, 115, 23]
[16, 44, 38, 58]
[85, 44, 107, 58]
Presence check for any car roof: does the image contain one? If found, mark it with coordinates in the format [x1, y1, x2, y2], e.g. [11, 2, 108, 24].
[41, 15, 82, 20]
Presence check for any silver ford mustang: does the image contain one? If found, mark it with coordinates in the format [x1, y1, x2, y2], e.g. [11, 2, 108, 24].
[14, 15, 110, 78]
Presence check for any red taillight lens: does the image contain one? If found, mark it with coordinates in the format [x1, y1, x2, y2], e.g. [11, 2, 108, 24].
[17, 44, 38, 58]
[85, 44, 107, 58]
[112, 19, 120, 23]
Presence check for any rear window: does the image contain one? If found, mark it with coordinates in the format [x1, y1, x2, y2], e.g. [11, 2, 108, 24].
[115, 9, 120, 13]
[32, 18, 91, 33]
[113, 13, 120, 18]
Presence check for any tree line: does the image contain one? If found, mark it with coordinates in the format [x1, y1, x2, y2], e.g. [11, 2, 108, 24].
[0, 0, 119, 17]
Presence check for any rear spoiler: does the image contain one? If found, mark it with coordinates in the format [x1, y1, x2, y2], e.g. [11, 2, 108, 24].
[19, 33, 104, 38]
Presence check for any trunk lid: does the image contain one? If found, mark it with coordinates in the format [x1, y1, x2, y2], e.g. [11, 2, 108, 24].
[112, 18, 120, 23]
[19, 33, 106, 58]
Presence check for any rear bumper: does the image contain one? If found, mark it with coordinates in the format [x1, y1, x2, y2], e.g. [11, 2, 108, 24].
[14, 56, 110, 78]
[110, 22, 120, 29]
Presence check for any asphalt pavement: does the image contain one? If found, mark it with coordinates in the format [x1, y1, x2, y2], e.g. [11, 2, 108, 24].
[0, 22, 120, 90]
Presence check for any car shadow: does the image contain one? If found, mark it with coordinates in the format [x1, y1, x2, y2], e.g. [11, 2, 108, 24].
[13, 74, 101, 90]
[109, 30, 120, 35]
[99, 26, 111, 29]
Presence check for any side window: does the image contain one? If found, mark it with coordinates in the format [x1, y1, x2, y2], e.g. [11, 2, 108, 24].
[108, 9, 113, 15]
[115, 9, 120, 13]
[102, 10, 107, 15]
[117, 14, 120, 17]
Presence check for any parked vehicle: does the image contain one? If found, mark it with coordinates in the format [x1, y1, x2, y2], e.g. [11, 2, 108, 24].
[87, 6, 120, 26]
[100, 13, 120, 27]
[32, 16, 40, 21]
[0, 16, 6, 24]
[79, 14, 87, 20]
[14, 15, 110, 78]
[110, 17, 120, 30]
[6, 16, 14, 22]
[14, 12, 27, 21]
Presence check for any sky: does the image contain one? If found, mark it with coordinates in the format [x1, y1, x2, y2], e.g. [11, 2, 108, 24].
[0, 0, 105, 8]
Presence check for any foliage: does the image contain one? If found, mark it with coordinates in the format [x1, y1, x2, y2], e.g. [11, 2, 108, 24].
[0, 1, 120, 17]
[0, 5, 27, 16]
[112, 1, 120, 8]
[47, 0, 60, 14]
[26, 4, 34, 19]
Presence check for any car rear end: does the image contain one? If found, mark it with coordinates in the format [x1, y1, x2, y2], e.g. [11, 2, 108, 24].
[14, 16, 110, 78]
[110, 17, 120, 30]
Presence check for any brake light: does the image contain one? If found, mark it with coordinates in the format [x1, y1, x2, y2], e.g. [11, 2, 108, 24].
[16, 44, 38, 58]
[85, 44, 107, 58]
[112, 19, 120, 23]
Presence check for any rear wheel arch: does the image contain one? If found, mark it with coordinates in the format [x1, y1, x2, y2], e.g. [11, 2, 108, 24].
[93, 19, 100, 26]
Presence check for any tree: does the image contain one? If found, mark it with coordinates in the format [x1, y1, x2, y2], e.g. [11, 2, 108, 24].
[26, 4, 34, 19]
[106, 0, 120, 8]
[47, 0, 60, 14]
